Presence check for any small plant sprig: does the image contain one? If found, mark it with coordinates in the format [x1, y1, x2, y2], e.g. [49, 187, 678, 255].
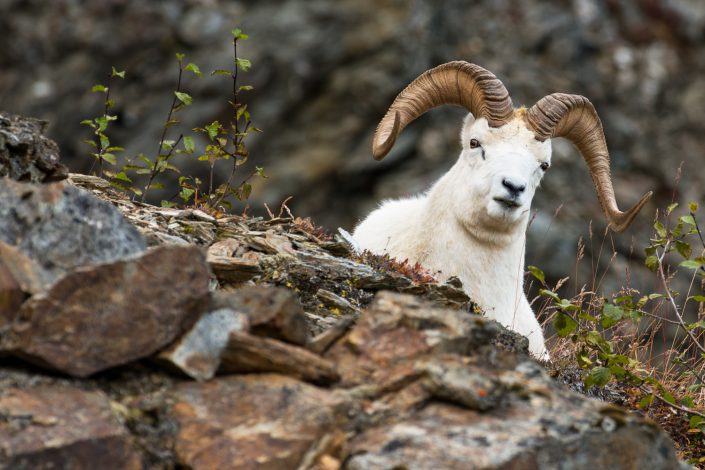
[192, 27, 265, 210]
[133, 53, 202, 202]
[80, 67, 126, 178]
[530, 199, 705, 459]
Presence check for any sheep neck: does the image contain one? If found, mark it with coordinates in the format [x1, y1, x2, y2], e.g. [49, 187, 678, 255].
[419, 166, 529, 317]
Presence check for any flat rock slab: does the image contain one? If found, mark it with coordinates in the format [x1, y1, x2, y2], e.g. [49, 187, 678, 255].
[211, 286, 309, 345]
[157, 308, 250, 381]
[0, 113, 68, 183]
[170, 374, 346, 469]
[0, 177, 146, 285]
[325, 291, 502, 387]
[0, 386, 140, 469]
[221, 331, 340, 385]
[5, 245, 210, 377]
[346, 399, 682, 470]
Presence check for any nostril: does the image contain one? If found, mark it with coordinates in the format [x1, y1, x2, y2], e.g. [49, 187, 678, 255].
[502, 178, 526, 194]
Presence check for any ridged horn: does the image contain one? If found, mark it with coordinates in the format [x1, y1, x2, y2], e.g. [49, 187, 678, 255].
[372, 61, 514, 160]
[526, 93, 652, 232]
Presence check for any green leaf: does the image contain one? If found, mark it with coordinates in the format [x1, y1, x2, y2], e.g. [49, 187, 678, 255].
[185, 62, 202, 77]
[661, 391, 676, 405]
[205, 121, 221, 140]
[527, 265, 545, 285]
[105, 146, 125, 153]
[601, 303, 624, 329]
[539, 289, 560, 302]
[211, 69, 232, 77]
[255, 166, 266, 178]
[80, 119, 95, 127]
[183, 136, 195, 154]
[680, 259, 703, 270]
[686, 320, 705, 331]
[645, 255, 659, 272]
[175, 52, 185, 61]
[675, 240, 692, 259]
[576, 349, 592, 368]
[180, 187, 195, 202]
[690, 415, 705, 430]
[161, 200, 176, 208]
[174, 91, 193, 106]
[639, 394, 655, 409]
[231, 28, 248, 40]
[137, 153, 153, 167]
[585, 366, 611, 387]
[100, 153, 117, 165]
[91, 84, 108, 93]
[239, 182, 252, 200]
[654, 220, 667, 238]
[236, 104, 248, 121]
[111, 66, 126, 79]
[238, 85, 254, 92]
[99, 133, 110, 149]
[680, 214, 696, 226]
[666, 202, 679, 214]
[112, 171, 131, 182]
[553, 312, 578, 337]
[688, 295, 705, 302]
[235, 57, 251, 72]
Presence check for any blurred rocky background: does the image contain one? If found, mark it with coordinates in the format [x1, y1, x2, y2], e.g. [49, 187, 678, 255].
[1, 0, 704, 301]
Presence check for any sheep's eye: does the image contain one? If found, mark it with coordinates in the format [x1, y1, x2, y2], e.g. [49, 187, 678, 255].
[469, 138, 481, 149]
[540, 162, 550, 171]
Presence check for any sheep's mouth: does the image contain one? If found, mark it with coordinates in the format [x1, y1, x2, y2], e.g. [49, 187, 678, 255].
[493, 197, 521, 209]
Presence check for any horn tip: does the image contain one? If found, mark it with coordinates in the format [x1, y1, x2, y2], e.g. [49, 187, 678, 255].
[609, 190, 653, 233]
[372, 111, 401, 160]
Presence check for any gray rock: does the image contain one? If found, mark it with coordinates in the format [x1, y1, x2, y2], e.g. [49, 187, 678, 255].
[157, 308, 249, 381]
[0, 113, 67, 183]
[0, 178, 146, 284]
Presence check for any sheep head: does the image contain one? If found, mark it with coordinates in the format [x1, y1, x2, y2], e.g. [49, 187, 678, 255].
[372, 61, 652, 233]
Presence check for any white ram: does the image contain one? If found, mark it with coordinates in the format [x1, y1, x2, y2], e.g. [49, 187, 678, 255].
[352, 61, 652, 359]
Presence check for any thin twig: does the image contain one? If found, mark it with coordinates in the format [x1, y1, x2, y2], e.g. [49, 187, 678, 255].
[656, 240, 705, 355]
[142, 60, 184, 201]
[639, 385, 705, 419]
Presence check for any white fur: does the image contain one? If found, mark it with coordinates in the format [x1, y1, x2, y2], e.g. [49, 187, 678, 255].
[353, 113, 552, 360]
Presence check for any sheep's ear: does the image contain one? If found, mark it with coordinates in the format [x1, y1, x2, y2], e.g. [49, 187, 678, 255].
[460, 113, 476, 144]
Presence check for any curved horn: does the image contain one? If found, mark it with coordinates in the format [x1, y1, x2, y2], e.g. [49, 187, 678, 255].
[525, 93, 652, 232]
[372, 61, 514, 160]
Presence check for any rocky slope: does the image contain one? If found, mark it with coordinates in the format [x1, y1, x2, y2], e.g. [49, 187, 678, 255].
[0, 113, 691, 469]
[2, 0, 705, 297]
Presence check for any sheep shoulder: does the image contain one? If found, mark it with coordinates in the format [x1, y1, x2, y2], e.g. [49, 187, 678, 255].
[352, 195, 431, 263]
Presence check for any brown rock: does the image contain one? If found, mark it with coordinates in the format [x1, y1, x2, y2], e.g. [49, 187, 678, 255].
[0, 241, 46, 327]
[325, 291, 501, 387]
[170, 374, 346, 469]
[221, 331, 340, 385]
[156, 308, 249, 381]
[6, 245, 211, 377]
[211, 286, 309, 345]
[207, 254, 262, 284]
[345, 396, 682, 470]
[0, 386, 140, 469]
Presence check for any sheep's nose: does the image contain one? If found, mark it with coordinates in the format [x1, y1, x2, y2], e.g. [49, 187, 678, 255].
[502, 178, 526, 197]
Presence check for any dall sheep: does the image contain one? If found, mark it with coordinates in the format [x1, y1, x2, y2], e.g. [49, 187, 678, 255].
[352, 61, 652, 360]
